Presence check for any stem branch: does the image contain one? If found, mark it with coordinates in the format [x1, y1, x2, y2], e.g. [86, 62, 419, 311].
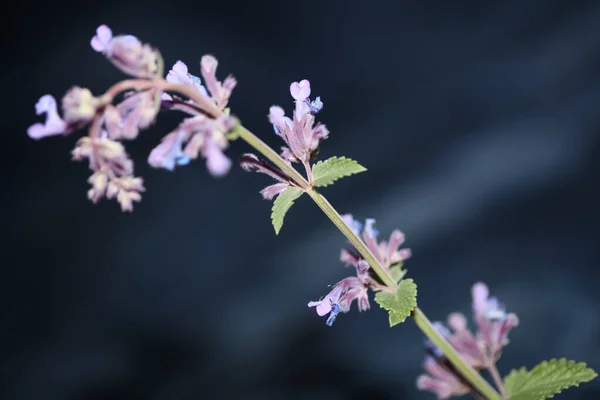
[487, 361, 507, 397]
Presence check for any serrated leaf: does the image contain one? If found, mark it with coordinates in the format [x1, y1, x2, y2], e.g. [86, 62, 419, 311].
[504, 367, 530, 395]
[389, 262, 407, 283]
[506, 359, 597, 400]
[311, 157, 366, 187]
[271, 187, 303, 235]
[374, 278, 418, 327]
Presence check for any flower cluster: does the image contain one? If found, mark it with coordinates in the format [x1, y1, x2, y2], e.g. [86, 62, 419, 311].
[268, 79, 328, 166]
[308, 215, 411, 326]
[149, 59, 237, 176]
[341, 215, 412, 271]
[417, 282, 519, 399]
[240, 79, 328, 199]
[27, 25, 237, 211]
[91, 25, 160, 78]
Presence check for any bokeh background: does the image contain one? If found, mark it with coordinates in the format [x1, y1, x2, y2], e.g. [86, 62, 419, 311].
[2, 0, 599, 399]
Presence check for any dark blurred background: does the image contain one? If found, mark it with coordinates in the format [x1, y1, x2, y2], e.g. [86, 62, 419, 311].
[1, 0, 599, 399]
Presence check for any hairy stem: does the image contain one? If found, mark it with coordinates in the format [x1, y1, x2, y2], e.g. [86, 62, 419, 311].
[487, 362, 507, 397]
[101, 78, 501, 400]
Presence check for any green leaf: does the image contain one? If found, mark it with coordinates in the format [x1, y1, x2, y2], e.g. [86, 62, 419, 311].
[374, 278, 418, 327]
[388, 262, 407, 283]
[271, 187, 303, 235]
[506, 359, 597, 400]
[311, 157, 366, 187]
[504, 367, 530, 396]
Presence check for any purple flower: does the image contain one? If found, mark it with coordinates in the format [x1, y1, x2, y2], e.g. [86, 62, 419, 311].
[308, 284, 344, 317]
[340, 214, 412, 270]
[148, 114, 235, 176]
[166, 61, 208, 96]
[90, 25, 112, 52]
[417, 282, 519, 398]
[203, 135, 231, 177]
[107, 90, 160, 140]
[27, 95, 68, 139]
[471, 282, 519, 359]
[268, 79, 329, 164]
[147, 131, 190, 171]
[71, 137, 144, 211]
[91, 25, 159, 78]
[445, 312, 487, 367]
[200, 55, 237, 111]
[308, 264, 372, 326]
[417, 356, 471, 399]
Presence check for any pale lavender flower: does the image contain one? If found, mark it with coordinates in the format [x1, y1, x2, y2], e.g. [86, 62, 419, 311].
[308, 261, 372, 326]
[203, 136, 231, 176]
[417, 356, 471, 399]
[268, 79, 329, 164]
[166, 61, 209, 97]
[340, 214, 412, 270]
[71, 136, 144, 211]
[445, 312, 487, 367]
[200, 55, 237, 110]
[27, 95, 68, 139]
[417, 282, 519, 397]
[147, 131, 190, 171]
[91, 24, 159, 78]
[471, 282, 519, 359]
[111, 90, 160, 140]
[148, 114, 235, 176]
[90, 24, 112, 52]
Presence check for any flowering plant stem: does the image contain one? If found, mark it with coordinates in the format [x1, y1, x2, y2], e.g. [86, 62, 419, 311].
[105, 79, 502, 400]
[239, 120, 503, 400]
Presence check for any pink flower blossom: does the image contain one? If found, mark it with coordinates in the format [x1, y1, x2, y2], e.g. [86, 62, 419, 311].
[71, 137, 144, 212]
[471, 282, 519, 359]
[417, 282, 519, 398]
[90, 24, 159, 78]
[417, 356, 471, 399]
[200, 55, 237, 110]
[340, 214, 412, 270]
[90, 25, 112, 52]
[166, 61, 208, 95]
[148, 114, 235, 176]
[308, 261, 372, 326]
[268, 79, 328, 164]
[27, 95, 68, 139]
[101, 91, 160, 140]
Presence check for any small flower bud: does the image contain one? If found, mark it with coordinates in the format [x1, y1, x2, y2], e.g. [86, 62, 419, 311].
[91, 25, 159, 78]
[62, 87, 98, 124]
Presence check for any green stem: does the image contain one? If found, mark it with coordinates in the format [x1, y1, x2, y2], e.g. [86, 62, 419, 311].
[239, 132, 501, 400]
[306, 189, 396, 287]
[305, 189, 500, 399]
[413, 308, 502, 400]
[118, 79, 501, 400]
